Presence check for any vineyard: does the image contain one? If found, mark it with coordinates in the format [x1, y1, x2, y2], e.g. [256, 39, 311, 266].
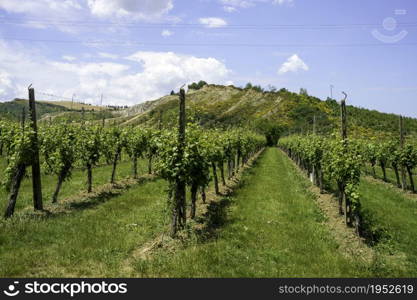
[0, 85, 417, 277]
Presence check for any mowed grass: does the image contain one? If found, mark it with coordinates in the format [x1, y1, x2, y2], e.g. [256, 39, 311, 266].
[132, 148, 372, 277]
[0, 177, 168, 277]
[358, 178, 417, 276]
[0, 156, 148, 213]
[363, 164, 416, 191]
[0, 148, 415, 277]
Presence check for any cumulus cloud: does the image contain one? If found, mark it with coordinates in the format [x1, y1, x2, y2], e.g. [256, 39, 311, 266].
[0, 0, 82, 14]
[0, 71, 14, 98]
[0, 0, 83, 32]
[0, 42, 231, 106]
[161, 29, 173, 37]
[0, 1, 177, 31]
[199, 17, 228, 28]
[125, 51, 230, 96]
[87, 0, 173, 20]
[278, 54, 308, 74]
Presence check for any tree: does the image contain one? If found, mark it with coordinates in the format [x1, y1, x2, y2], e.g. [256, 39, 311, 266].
[299, 88, 308, 96]
[255, 119, 283, 147]
[252, 85, 263, 92]
[244, 82, 253, 90]
[188, 80, 207, 90]
[267, 85, 277, 92]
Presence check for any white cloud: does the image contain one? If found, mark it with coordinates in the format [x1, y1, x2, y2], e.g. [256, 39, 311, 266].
[98, 52, 119, 59]
[199, 17, 228, 28]
[0, 0, 179, 32]
[0, 0, 83, 32]
[0, 0, 82, 14]
[220, 0, 254, 8]
[0, 42, 231, 106]
[0, 71, 14, 98]
[223, 6, 237, 12]
[273, 0, 293, 5]
[219, 0, 293, 9]
[278, 54, 308, 74]
[62, 55, 77, 62]
[161, 29, 173, 37]
[87, 0, 173, 20]
[51, 62, 129, 77]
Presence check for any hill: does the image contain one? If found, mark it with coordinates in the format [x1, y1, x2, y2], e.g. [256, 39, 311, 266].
[40, 101, 105, 111]
[2, 86, 416, 139]
[117, 84, 417, 139]
[0, 99, 112, 122]
[0, 99, 71, 121]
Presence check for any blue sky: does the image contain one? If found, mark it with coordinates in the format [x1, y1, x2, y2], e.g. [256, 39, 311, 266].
[0, 0, 416, 117]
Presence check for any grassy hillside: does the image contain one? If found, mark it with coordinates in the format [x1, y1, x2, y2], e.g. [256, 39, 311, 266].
[0, 99, 71, 121]
[118, 84, 417, 139]
[41, 101, 105, 111]
[2, 85, 417, 139]
[0, 99, 115, 123]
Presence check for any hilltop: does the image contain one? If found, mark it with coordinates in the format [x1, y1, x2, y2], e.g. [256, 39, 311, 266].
[115, 84, 417, 138]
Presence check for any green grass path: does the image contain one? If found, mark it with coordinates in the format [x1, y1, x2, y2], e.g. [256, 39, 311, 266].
[0, 177, 168, 277]
[135, 148, 371, 277]
[0, 157, 149, 212]
[359, 178, 417, 276]
[5, 148, 414, 277]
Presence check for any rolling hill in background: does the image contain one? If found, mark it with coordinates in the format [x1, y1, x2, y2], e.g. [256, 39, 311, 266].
[0, 99, 72, 121]
[0, 99, 117, 123]
[2, 85, 416, 139]
[115, 84, 417, 138]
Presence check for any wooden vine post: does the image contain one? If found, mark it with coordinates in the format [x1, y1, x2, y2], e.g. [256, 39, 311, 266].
[399, 116, 407, 191]
[29, 87, 43, 211]
[171, 88, 187, 236]
[340, 92, 350, 224]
